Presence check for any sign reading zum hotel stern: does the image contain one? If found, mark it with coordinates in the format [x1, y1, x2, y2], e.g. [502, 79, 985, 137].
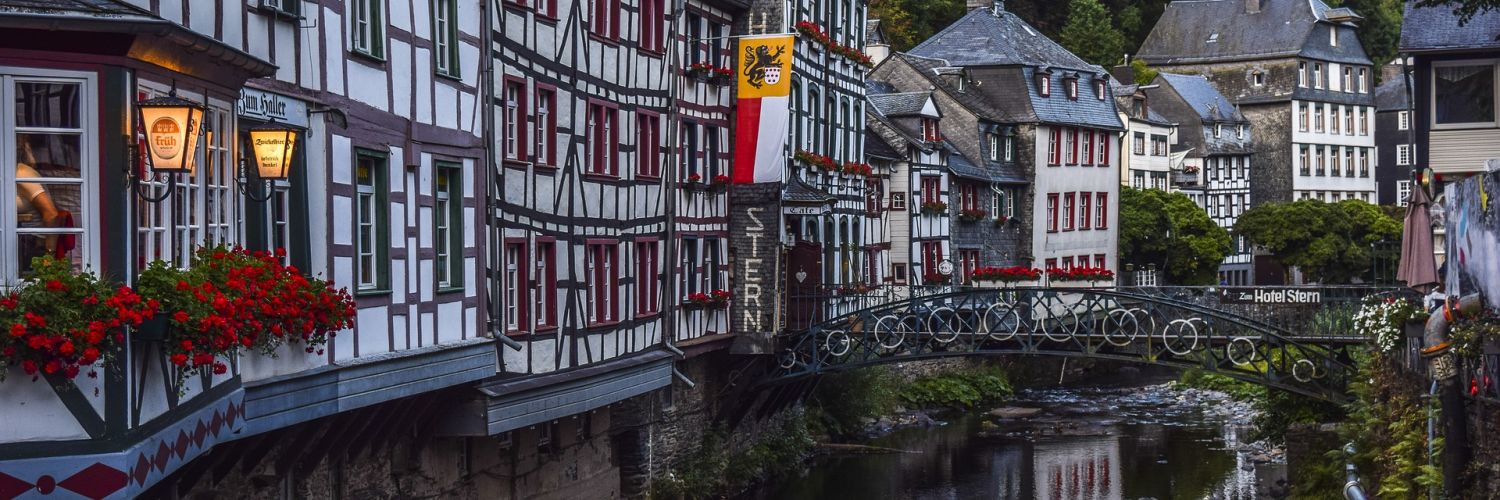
[1219, 288, 1324, 305]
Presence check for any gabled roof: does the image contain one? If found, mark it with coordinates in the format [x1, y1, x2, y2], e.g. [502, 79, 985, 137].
[868, 91, 934, 117]
[1374, 77, 1410, 112]
[782, 176, 835, 205]
[1400, 2, 1500, 53]
[907, 7, 1097, 72]
[1137, 0, 1371, 66]
[1156, 73, 1247, 123]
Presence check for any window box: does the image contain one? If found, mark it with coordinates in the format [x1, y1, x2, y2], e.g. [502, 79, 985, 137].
[958, 208, 987, 222]
[920, 201, 948, 215]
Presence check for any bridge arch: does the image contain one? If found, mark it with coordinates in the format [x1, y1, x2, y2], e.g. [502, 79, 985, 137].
[771, 287, 1368, 403]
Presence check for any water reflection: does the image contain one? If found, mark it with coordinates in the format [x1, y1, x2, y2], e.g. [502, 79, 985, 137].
[747, 388, 1278, 500]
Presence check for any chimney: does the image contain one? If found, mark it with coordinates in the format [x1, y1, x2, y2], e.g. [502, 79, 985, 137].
[967, 0, 1004, 12]
[1245, 0, 1261, 13]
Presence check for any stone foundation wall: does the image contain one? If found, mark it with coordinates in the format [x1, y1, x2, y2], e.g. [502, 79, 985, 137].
[171, 405, 621, 500]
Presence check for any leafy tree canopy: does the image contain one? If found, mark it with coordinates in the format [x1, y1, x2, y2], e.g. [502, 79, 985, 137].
[1413, 0, 1500, 24]
[1059, 0, 1129, 67]
[870, 0, 966, 52]
[1130, 58, 1159, 86]
[1119, 187, 1232, 285]
[1327, 0, 1406, 72]
[1234, 200, 1402, 284]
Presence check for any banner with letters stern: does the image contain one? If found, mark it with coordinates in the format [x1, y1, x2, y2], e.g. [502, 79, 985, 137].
[732, 34, 794, 184]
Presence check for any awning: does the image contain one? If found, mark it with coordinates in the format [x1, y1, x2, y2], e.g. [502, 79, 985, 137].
[436, 350, 673, 436]
[0, 0, 276, 83]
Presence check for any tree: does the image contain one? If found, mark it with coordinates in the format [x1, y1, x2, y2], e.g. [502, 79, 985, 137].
[1059, 0, 1128, 67]
[1119, 188, 1232, 285]
[1129, 58, 1159, 86]
[1414, 0, 1500, 24]
[1328, 0, 1406, 72]
[870, 0, 966, 52]
[1234, 199, 1402, 284]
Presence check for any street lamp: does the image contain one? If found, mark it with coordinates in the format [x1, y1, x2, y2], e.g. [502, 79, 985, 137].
[134, 87, 206, 202]
[241, 121, 299, 202]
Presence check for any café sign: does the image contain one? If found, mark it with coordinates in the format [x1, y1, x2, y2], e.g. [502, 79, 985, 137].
[1219, 288, 1323, 305]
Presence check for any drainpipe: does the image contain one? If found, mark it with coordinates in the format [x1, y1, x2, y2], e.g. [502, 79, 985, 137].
[1343, 443, 1368, 500]
[1423, 293, 1483, 495]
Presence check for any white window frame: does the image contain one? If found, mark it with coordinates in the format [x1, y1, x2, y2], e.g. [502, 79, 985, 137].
[1398, 110, 1410, 131]
[1430, 60, 1499, 130]
[350, 0, 386, 58]
[433, 0, 458, 77]
[1397, 180, 1413, 207]
[1397, 144, 1412, 166]
[355, 157, 379, 290]
[2, 69, 100, 285]
[134, 81, 241, 271]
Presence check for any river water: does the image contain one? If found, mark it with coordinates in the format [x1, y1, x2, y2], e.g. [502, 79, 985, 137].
[746, 385, 1288, 500]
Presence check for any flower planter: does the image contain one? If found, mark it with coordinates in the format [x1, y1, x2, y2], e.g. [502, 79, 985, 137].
[709, 74, 732, 86]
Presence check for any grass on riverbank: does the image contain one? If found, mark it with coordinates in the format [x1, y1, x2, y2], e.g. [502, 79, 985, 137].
[806, 362, 1013, 438]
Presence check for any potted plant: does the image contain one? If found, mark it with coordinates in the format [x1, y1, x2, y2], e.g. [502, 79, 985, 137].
[994, 214, 1010, 226]
[710, 174, 731, 192]
[686, 63, 716, 81]
[920, 201, 949, 215]
[709, 67, 734, 86]
[682, 173, 704, 190]
[135, 246, 356, 382]
[959, 208, 987, 222]
[0, 257, 157, 381]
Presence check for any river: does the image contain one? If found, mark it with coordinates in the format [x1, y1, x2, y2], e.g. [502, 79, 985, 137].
[745, 385, 1289, 500]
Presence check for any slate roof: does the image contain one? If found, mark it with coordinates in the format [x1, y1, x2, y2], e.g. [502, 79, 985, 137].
[1137, 0, 1371, 66]
[864, 129, 903, 161]
[1400, 2, 1500, 52]
[1023, 67, 1124, 130]
[1374, 77, 1410, 112]
[868, 92, 933, 117]
[0, 0, 151, 17]
[782, 176, 835, 204]
[1151, 73, 1254, 157]
[909, 8, 1097, 71]
[945, 144, 991, 182]
[890, 9, 1124, 130]
[1157, 73, 1247, 123]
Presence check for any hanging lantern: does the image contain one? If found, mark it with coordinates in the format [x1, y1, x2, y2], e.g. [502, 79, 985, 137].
[247, 122, 299, 180]
[137, 93, 206, 174]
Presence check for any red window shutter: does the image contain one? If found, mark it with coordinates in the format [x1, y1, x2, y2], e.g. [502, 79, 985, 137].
[1047, 194, 1059, 232]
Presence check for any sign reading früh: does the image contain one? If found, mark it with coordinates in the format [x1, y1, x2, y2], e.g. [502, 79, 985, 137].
[1219, 288, 1323, 304]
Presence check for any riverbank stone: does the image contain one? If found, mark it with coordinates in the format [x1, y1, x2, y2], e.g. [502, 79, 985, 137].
[988, 407, 1043, 419]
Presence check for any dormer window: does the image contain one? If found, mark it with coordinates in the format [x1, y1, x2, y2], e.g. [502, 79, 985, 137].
[1038, 72, 1052, 97]
[1095, 79, 1106, 100]
[1065, 77, 1079, 100]
[1237, 124, 1246, 139]
[1252, 71, 1265, 87]
[1214, 124, 1222, 138]
[1330, 26, 1338, 46]
[922, 118, 940, 142]
[1298, 62, 1307, 87]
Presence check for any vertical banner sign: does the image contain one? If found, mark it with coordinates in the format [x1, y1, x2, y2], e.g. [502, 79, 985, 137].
[733, 35, 794, 184]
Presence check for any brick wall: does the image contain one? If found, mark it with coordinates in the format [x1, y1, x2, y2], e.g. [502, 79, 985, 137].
[728, 184, 783, 354]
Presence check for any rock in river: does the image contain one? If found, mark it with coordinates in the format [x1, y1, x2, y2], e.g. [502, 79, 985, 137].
[988, 407, 1043, 419]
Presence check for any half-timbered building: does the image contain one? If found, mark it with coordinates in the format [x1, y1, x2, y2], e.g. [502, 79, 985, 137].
[875, 3, 1122, 281]
[0, 0, 489, 495]
[1148, 73, 1256, 285]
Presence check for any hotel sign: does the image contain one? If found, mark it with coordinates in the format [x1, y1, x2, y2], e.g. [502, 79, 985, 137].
[1219, 288, 1323, 305]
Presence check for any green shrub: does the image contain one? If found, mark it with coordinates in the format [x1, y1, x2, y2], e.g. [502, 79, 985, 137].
[899, 365, 1013, 410]
[807, 366, 903, 437]
[651, 416, 815, 500]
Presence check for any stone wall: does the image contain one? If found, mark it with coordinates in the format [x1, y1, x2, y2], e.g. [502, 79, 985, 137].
[168, 398, 622, 500]
[729, 183, 783, 355]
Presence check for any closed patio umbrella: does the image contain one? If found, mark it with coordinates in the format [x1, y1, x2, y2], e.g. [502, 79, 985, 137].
[1397, 184, 1439, 293]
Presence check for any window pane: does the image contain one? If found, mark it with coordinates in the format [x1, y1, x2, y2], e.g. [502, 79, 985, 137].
[14, 83, 80, 129]
[1435, 65, 1496, 124]
[17, 133, 82, 179]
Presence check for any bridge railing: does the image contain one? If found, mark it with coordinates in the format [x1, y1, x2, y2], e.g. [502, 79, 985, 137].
[775, 286, 1363, 402]
[1116, 285, 1414, 340]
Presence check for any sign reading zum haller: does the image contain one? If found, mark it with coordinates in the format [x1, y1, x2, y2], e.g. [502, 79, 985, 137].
[1219, 288, 1323, 304]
